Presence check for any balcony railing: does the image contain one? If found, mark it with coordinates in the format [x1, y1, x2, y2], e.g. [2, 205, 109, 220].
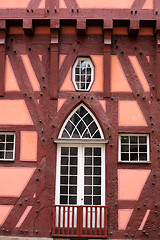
[52, 205, 107, 238]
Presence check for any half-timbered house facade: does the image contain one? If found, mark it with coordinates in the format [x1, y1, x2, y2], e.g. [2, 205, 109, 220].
[0, 0, 159, 239]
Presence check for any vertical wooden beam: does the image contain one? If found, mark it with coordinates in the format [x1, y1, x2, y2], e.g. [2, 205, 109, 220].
[50, 19, 59, 100]
[0, 20, 6, 97]
[77, 19, 86, 36]
[129, 20, 139, 36]
[156, 21, 160, 100]
[23, 19, 33, 35]
[103, 20, 112, 98]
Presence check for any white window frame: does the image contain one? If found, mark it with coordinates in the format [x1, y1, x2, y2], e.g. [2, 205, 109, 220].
[58, 103, 104, 140]
[72, 57, 94, 91]
[55, 143, 105, 206]
[0, 132, 16, 161]
[118, 133, 150, 163]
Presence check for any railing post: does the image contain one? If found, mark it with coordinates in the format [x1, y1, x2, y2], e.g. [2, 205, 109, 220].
[52, 205, 56, 235]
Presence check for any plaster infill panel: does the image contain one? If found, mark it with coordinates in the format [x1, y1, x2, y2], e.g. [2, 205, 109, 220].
[142, 0, 153, 9]
[0, 100, 33, 125]
[118, 169, 151, 200]
[20, 131, 38, 162]
[118, 100, 147, 126]
[76, 0, 134, 9]
[90, 55, 103, 92]
[5, 56, 20, 92]
[57, 99, 67, 112]
[118, 209, 133, 230]
[0, 205, 13, 226]
[0, 0, 30, 8]
[60, 68, 75, 91]
[111, 55, 132, 92]
[21, 55, 40, 91]
[0, 167, 35, 197]
[128, 56, 150, 92]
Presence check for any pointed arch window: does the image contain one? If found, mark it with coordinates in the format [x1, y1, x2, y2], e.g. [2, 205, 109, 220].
[59, 104, 104, 139]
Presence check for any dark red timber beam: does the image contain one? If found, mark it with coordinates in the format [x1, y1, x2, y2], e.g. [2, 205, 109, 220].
[0, 20, 6, 97]
[129, 20, 139, 36]
[103, 19, 112, 98]
[49, 19, 59, 99]
[23, 19, 33, 35]
[156, 20, 160, 100]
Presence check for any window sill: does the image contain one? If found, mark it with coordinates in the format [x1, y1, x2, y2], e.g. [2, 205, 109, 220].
[118, 161, 151, 164]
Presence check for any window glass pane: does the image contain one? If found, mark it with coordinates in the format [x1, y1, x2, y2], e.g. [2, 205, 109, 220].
[70, 167, 77, 175]
[60, 196, 68, 204]
[61, 157, 68, 165]
[84, 177, 92, 185]
[94, 157, 101, 165]
[130, 136, 138, 143]
[94, 148, 101, 156]
[0, 143, 4, 150]
[60, 176, 68, 184]
[139, 153, 147, 161]
[139, 136, 147, 143]
[70, 114, 80, 125]
[69, 196, 77, 204]
[69, 176, 77, 184]
[5, 152, 13, 159]
[93, 131, 101, 138]
[61, 147, 69, 155]
[6, 143, 13, 150]
[139, 145, 147, 152]
[77, 121, 86, 134]
[65, 121, 74, 133]
[84, 167, 92, 175]
[70, 147, 78, 155]
[85, 147, 92, 156]
[121, 136, 129, 143]
[6, 135, 14, 142]
[70, 157, 77, 165]
[84, 196, 92, 205]
[121, 145, 129, 152]
[93, 177, 101, 185]
[130, 145, 138, 152]
[61, 166, 68, 174]
[69, 186, 77, 194]
[130, 153, 138, 161]
[60, 186, 68, 194]
[121, 153, 129, 161]
[93, 187, 101, 195]
[83, 129, 90, 138]
[93, 196, 101, 205]
[83, 114, 93, 125]
[61, 130, 70, 138]
[89, 122, 98, 135]
[76, 106, 87, 117]
[84, 186, 92, 194]
[85, 157, 92, 165]
[94, 167, 101, 175]
[0, 152, 4, 159]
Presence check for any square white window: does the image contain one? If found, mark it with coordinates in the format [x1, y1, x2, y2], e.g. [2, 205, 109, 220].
[118, 134, 150, 163]
[0, 132, 15, 161]
[72, 57, 94, 91]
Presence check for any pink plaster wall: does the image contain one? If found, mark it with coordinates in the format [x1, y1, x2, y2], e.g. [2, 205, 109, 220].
[0, 205, 13, 225]
[5, 56, 20, 92]
[139, 209, 150, 230]
[20, 131, 37, 162]
[0, 167, 35, 197]
[60, 68, 75, 91]
[0, 0, 30, 8]
[38, 0, 45, 8]
[59, 0, 67, 8]
[142, 0, 153, 9]
[21, 55, 40, 91]
[59, 55, 67, 69]
[118, 100, 147, 126]
[76, 0, 134, 9]
[118, 169, 151, 200]
[128, 56, 150, 92]
[16, 206, 32, 228]
[0, 100, 33, 125]
[118, 209, 133, 230]
[57, 99, 67, 112]
[90, 55, 103, 92]
[111, 55, 132, 92]
[99, 100, 106, 113]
